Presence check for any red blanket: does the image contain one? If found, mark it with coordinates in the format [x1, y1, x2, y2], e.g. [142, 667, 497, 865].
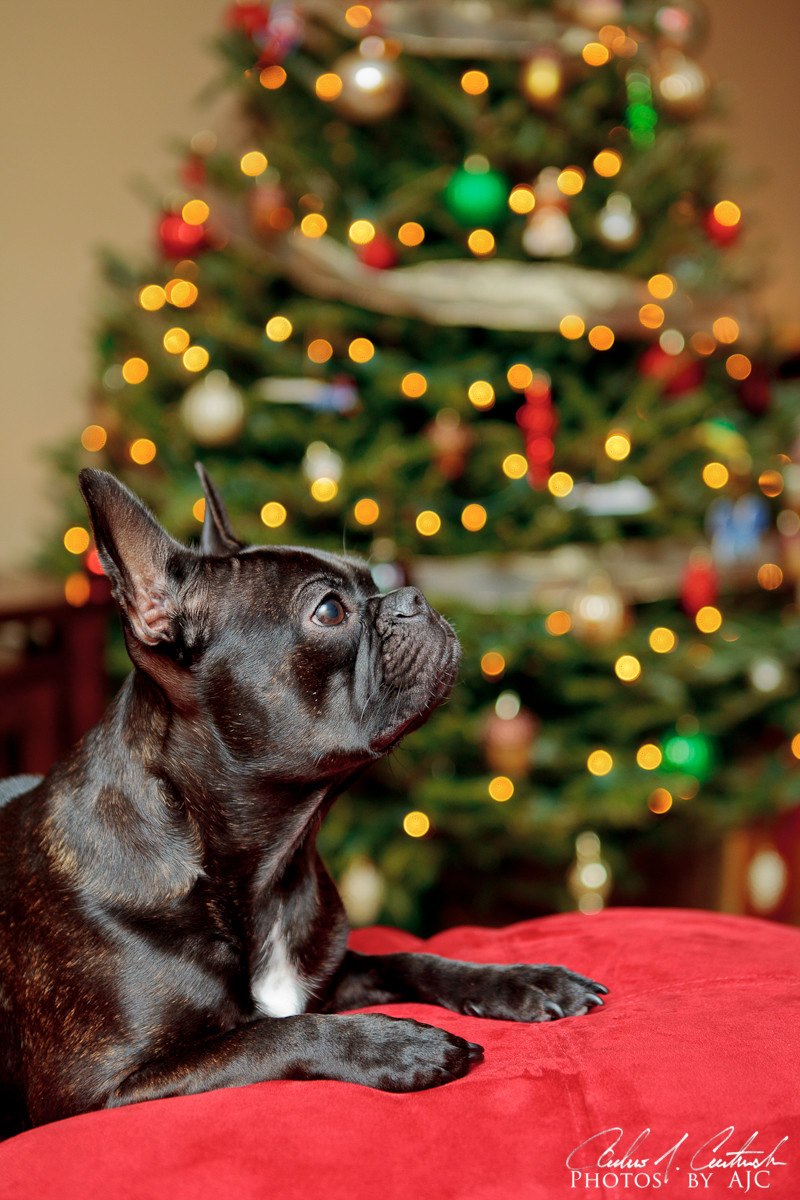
[2, 908, 798, 1199]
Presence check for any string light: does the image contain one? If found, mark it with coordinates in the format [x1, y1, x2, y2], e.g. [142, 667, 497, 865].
[605, 431, 631, 461]
[637, 743, 662, 769]
[138, 284, 166, 311]
[758, 470, 783, 498]
[547, 472, 574, 497]
[502, 453, 528, 479]
[266, 316, 293, 342]
[259, 65, 287, 89]
[192, 498, 206, 522]
[582, 42, 610, 66]
[166, 279, 198, 307]
[311, 478, 338, 502]
[300, 213, 328, 237]
[649, 627, 677, 653]
[461, 503, 487, 531]
[588, 325, 614, 350]
[129, 438, 157, 465]
[696, 606, 722, 633]
[401, 371, 427, 398]
[712, 316, 739, 344]
[122, 357, 148, 384]
[480, 651, 505, 678]
[63, 526, 90, 554]
[64, 573, 91, 607]
[163, 327, 190, 354]
[593, 150, 622, 177]
[726, 353, 752, 380]
[545, 610, 572, 636]
[648, 788, 673, 814]
[508, 185, 535, 214]
[403, 811, 430, 838]
[614, 655, 641, 682]
[467, 228, 495, 255]
[691, 332, 716, 356]
[560, 315, 585, 339]
[182, 346, 210, 372]
[398, 221, 425, 246]
[659, 329, 685, 355]
[702, 462, 729, 489]
[647, 273, 675, 299]
[315, 73, 343, 101]
[345, 5, 372, 28]
[260, 501, 287, 528]
[182, 200, 209, 225]
[639, 303, 665, 329]
[80, 425, 107, 452]
[240, 151, 268, 176]
[307, 338, 333, 363]
[348, 219, 376, 245]
[587, 750, 613, 776]
[557, 167, 585, 196]
[415, 510, 441, 536]
[488, 776, 514, 802]
[468, 380, 495, 409]
[461, 69, 489, 95]
[791, 734, 800, 760]
[354, 498, 380, 525]
[713, 200, 741, 227]
[507, 363, 533, 390]
[348, 337, 375, 363]
[757, 563, 783, 590]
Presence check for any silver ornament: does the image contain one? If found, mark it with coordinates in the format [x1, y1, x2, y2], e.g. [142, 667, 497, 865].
[333, 48, 405, 123]
[180, 370, 245, 446]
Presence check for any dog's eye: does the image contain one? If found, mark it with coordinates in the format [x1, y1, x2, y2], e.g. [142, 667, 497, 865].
[312, 596, 346, 627]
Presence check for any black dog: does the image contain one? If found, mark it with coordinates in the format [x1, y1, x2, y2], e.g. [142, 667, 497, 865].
[0, 467, 606, 1138]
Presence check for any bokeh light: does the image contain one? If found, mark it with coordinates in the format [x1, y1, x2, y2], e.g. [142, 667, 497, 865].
[416, 510, 441, 536]
[81, 425, 107, 452]
[587, 750, 613, 776]
[129, 438, 157, 465]
[403, 811, 430, 838]
[488, 776, 514, 802]
[354, 498, 380, 525]
[240, 151, 268, 177]
[261, 501, 287, 528]
[481, 651, 505, 677]
[461, 503, 487, 531]
[266, 316, 293, 342]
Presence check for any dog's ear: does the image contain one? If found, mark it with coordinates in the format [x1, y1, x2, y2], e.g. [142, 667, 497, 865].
[79, 469, 191, 648]
[195, 462, 243, 556]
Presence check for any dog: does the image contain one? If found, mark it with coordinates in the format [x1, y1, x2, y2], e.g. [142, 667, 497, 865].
[0, 467, 606, 1138]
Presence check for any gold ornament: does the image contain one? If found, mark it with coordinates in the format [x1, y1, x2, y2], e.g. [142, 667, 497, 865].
[520, 50, 563, 110]
[332, 45, 405, 122]
[570, 572, 628, 644]
[653, 51, 709, 118]
[482, 691, 539, 777]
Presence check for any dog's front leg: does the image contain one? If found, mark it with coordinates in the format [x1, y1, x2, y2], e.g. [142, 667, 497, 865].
[322, 951, 608, 1022]
[106, 1012, 482, 1105]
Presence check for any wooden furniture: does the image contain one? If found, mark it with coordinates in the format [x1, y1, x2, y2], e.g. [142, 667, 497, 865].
[0, 574, 110, 776]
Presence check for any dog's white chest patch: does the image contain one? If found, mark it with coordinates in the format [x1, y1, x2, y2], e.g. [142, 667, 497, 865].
[251, 927, 307, 1018]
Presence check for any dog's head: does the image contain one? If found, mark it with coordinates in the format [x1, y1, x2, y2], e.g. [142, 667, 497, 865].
[79, 467, 459, 782]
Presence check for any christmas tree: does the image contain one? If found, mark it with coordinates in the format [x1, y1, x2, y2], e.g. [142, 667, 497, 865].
[51, 0, 800, 931]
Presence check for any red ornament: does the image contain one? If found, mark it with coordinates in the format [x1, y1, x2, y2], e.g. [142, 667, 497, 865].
[224, 3, 270, 38]
[158, 213, 207, 259]
[704, 207, 742, 247]
[639, 345, 705, 397]
[739, 363, 772, 416]
[356, 233, 398, 270]
[516, 374, 556, 488]
[681, 550, 718, 616]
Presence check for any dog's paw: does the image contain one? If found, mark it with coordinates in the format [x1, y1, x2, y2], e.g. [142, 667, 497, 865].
[344, 1014, 482, 1092]
[457, 963, 608, 1023]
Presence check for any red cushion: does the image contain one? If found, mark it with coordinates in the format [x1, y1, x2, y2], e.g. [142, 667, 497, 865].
[2, 909, 798, 1199]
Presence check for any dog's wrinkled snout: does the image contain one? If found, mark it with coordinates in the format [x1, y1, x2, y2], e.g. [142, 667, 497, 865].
[387, 587, 428, 620]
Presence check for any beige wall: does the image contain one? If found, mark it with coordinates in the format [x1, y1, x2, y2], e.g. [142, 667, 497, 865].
[1, 1, 798, 570]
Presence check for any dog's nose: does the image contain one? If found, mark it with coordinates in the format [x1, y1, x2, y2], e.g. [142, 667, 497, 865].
[387, 587, 428, 619]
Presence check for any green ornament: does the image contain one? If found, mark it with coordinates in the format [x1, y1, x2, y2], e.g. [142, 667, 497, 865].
[444, 164, 508, 227]
[661, 730, 715, 781]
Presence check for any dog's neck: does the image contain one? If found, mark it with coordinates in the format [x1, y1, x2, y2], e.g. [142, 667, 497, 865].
[46, 669, 348, 917]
